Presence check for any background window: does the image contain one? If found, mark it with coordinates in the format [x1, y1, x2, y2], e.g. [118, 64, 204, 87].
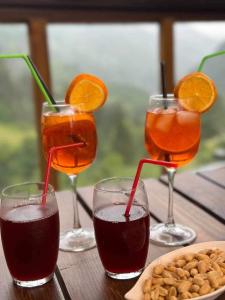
[0, 24, 39, 190]
[175, 22, 225, 171]
[48, 23, 160, 186]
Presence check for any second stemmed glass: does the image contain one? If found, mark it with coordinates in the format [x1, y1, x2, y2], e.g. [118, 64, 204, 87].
[145, 94, 201, 246]
[42, 101, 97, 252]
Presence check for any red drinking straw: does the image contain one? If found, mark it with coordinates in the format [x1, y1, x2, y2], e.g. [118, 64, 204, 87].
[42, 142, 84, 205]
[124, 158, 177, 217]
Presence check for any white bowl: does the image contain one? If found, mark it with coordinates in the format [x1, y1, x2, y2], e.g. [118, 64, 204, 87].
[125, 241, 225, 300]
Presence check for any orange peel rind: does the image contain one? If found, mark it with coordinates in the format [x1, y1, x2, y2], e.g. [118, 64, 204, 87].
[65, 73, 108, 112]
[174, 71, 217, 113]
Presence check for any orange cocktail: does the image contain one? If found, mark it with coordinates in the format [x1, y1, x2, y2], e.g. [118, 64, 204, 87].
[41, 73, 107, 253]
[42, 110, 97, 175]
[41, 102, 98, 252]
[145, 69, 217, 247]
[144, 94, 201, 247]
[145, 108, 200, 167]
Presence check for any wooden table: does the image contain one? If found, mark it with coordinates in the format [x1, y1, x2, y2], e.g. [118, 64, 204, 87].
[1, 166, 225, 299]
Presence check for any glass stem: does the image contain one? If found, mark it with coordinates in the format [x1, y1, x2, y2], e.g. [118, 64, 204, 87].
[166, 167, 176, 227]
[69, 175, 81, 230]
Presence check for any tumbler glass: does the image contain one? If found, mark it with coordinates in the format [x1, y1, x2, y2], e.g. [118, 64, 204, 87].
[0, 182, 59, 287]
[93, 177, 150, 280]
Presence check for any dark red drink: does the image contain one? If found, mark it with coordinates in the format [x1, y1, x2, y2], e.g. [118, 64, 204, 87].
[0, 204, 59, 281]
[93, 204, 149, 274]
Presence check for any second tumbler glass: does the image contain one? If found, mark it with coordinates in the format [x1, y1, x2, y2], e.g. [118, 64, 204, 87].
[93, 177, 150, 280]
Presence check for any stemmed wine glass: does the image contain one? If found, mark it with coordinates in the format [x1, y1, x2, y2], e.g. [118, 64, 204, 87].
[145, 94, 201, 246]
[42, 101, 97, 252]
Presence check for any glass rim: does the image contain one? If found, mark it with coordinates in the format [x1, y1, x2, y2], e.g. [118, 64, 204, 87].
[1, 181, 54, 199]
[94, 177, 145, 193]
[42, 100, 71, 108]
[42, 101, 94, 114]
[149, 94, 177, 101]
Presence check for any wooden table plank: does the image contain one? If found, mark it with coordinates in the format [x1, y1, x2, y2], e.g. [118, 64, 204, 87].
[0, 190, 90, 300]
[78, 185, 162, 223]
[160, 171, 225, 224]
[53, 186, 179, 300]
[73, 186, 180, 300]
[2, 171, 225, 300]
[57, 173, 225, 300]
[57, 190, 93, 271]
[78, 185, 181, 255]
[79, 180, 225, 244]
[0, 273, 63, 300]
[76, 178, 225, 299]
[197, 166, 225, 189]
[56, 190, 93, 233]
[145, 178, 225, 243]
[59, 235, 180, 300]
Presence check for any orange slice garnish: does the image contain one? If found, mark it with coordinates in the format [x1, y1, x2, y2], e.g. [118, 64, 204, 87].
[65, 73, 108, 112]
[174, 72, 217, 113]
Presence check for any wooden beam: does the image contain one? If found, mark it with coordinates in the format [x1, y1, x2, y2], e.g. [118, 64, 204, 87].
[1, 8, 225, 22]
[1, 0, 225, 14]
[160, 18, 174, 93]
[0, 9, 159, 22]
[28, 19, 58, 189]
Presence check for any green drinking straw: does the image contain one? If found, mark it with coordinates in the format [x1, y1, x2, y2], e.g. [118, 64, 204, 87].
[198, 50, 225, 72]
[0, 53, 54, 106]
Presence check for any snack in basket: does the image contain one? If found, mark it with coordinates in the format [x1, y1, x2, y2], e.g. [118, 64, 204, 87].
[142, 248, 225, 299]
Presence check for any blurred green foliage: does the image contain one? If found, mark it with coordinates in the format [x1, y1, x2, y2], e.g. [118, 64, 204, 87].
[0, 24, 225, 191]
[1, 75, 225, 190]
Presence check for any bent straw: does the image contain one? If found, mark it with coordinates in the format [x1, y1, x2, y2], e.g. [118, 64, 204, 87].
[27, 55, 56, 105]
[0, 53, 54, 106]
[42, 142, 84, 206]
[124, 158, 177, 217]
[198, 50, 225, 72]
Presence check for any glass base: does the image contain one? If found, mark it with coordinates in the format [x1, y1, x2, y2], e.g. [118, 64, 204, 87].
[105, 268, 143, 280]
[13, 273, 53, 288]
[150, 223, 196, 246]
[59, 228, 96, 252]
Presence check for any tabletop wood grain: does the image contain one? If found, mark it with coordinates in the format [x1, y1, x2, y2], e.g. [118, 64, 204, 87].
[0, 166, 225, 300]
[197, 166, 225, 189]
